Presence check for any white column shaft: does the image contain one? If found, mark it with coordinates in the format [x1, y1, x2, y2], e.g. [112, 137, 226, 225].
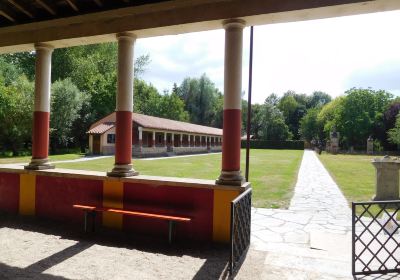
[34, 43, 53, 112]
[116, 33, 136, 112]
[223, 20, 245, 110]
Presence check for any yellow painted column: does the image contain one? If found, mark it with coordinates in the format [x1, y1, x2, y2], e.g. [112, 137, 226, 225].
[213, 189, 240, 242]
[19, 173, 36, 215]
[103, 180, 124, 229]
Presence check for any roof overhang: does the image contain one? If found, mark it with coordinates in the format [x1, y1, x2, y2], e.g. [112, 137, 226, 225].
[0, 0, 399, 54]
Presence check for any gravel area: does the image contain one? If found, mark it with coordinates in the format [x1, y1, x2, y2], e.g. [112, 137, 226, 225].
[0, 214, 262, 280]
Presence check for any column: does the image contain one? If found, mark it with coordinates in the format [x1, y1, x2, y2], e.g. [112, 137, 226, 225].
[25, 43, 55, 170]
[164, 132, 167, 147]
[152, 131, 155, 148]
[180, 134, 183, 147]
[171, 133, 175, 147]
[138, 127, 143, 150]
[108, 32, 138, 177]
[216, 19, 245, 186]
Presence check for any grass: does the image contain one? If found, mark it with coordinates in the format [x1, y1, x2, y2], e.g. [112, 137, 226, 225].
[0, 153, 83, 164]
[317, 152, 388, 216]
[318, 153, 376, 204]
[57, 149, 304, 209]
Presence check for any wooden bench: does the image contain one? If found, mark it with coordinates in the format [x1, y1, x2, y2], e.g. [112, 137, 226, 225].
[73, 204, 191, 244]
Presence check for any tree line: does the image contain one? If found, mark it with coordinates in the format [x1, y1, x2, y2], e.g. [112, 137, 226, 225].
[1, 42, 399, 156]
[0, 43, 223, 155]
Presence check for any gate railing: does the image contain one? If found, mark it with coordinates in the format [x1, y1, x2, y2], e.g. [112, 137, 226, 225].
[352, 200, 400, 276]
[229, 188, 252, 276]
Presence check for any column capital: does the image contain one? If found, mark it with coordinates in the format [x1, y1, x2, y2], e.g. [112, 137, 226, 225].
[116, 32, 137, 41]
[222, 19, 246, 29]
[34, 43, 54, 52]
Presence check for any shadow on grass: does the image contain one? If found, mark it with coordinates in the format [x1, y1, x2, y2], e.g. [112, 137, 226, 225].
[0, 212, 231, 280]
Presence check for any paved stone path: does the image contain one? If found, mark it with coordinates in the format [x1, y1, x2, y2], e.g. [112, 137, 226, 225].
[250, 150, 354, 279]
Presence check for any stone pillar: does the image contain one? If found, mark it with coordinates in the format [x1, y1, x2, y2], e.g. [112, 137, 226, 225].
[216, 19, 245, 186]
[25, 43, 55, 170]
[164, 132, 167, 147]
[372, 156, 400, 201]
[171, 133, 175, 147]
[152, 131, 155, 148]
[367, 136, 374, 155]
[138, 127, 143, 150]
[180, 134, 183, 147]
[108, 32, 138, 177]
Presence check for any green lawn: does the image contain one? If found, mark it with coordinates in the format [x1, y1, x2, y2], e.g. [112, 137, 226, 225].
[0, 153, 83, 164]
[318, 153, 376, 204]
[57, 149, 304, 209]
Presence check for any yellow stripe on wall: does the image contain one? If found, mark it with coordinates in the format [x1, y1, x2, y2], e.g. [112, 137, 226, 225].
[213, 189, 240, 243]
[19, 173, 36, 215]
[103, 180, 123, 229]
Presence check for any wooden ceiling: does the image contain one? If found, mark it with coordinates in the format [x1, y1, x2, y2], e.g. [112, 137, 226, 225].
[0, 0, 170, 28]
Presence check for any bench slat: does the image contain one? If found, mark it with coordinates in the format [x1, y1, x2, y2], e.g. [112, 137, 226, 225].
[73, 204, 191, 222]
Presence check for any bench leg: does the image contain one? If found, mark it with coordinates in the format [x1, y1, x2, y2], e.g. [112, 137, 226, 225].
[168, 221, 175, 244]
[91, 211, 96, 233]
[84, 211, 96, 233]
[84, 211, 89, 233]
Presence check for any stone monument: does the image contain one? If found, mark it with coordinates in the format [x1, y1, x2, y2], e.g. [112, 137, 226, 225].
[367, 136, 374, 155]
[330, 130, 340, 155]
[372, 156, 400, 201]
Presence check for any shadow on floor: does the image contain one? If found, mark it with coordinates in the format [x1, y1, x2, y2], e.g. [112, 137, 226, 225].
[0, 212, 232, 279]
[354, 273, 400, 280]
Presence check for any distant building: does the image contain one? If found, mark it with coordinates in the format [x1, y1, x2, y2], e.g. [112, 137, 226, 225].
[87, 112, 222, 157]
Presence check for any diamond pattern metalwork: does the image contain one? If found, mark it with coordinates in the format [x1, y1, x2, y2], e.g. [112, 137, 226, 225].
[229, 188, 252, 276]
[352, 201, 400, 276]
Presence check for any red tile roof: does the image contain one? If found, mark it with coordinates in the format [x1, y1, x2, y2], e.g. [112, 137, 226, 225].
[87, 122, 114, 134]
[88, 112, 223, 136]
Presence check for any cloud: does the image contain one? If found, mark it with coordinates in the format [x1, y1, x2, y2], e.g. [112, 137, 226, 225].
[345, 60, 400, 95]
[134, 10, 400, 102]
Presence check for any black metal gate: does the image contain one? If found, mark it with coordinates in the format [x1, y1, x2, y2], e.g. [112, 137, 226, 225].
[229, 188, 252, 276]
[352, 200, 400, 276]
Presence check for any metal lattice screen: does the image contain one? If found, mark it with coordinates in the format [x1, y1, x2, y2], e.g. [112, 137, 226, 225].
[230, 188, 252, 275]
[352, 201, 400, 276]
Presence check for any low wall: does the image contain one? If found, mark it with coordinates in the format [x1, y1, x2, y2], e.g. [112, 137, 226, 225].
[173, 146, 209, 155]
[0, 165, 248, 243]
[133, 147, 168, 157]
[210, 146, 222, 152]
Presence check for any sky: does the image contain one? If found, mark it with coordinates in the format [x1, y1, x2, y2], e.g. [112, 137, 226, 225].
[135, 10, 400, 104]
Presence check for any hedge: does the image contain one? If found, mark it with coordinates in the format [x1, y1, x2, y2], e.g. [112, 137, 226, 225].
[241, 140, 304, 150]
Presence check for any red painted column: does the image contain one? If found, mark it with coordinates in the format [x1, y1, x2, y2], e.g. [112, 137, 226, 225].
[25, 43, 54, 170]
[216, 19, 245, 186]
[108, 32, 138, 177]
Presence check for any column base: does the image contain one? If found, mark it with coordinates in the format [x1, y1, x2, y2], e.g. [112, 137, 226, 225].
[216, 170, 245, 186]
[107, 164, 139, 177]
[24, 158, 55, 170]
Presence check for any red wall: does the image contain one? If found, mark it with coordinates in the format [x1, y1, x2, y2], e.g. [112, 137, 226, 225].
[123, 182, 213, 241]
[36, 176, 103, 224]
[0, 173, 19, 213]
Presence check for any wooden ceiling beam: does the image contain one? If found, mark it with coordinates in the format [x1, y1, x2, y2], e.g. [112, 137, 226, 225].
[0, 10, 15, 22]
[65, 0, 79, 12]
[36, 0, 56, 16]
[93, 0, 103, 7]
[7, 0, 34, 19]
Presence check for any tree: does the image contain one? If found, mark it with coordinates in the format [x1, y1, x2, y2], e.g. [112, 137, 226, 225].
[334, 88, 392, 147]
[50, 79, 86, 152]
[178, 74, 221, 126]
[0, 76, 33, 155]
[307, 91, 332, 109]
[299, 107, 323, 141]
[388, 114, 400, 146]
[317, 97, 344, 138]
[278, 92, 304, 139]
[260, 102, 292, 141]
